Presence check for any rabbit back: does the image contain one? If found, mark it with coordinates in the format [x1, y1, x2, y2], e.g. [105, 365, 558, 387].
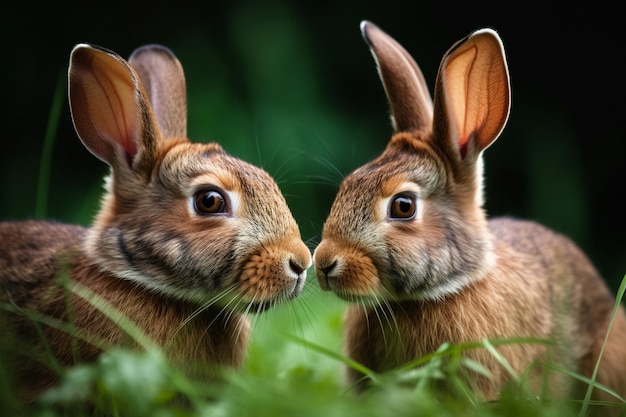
[0, 221, 86, 304]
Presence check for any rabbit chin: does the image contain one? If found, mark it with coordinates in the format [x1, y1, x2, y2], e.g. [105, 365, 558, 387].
[330, 274, 475, 305]
[384, 275, 479, 303]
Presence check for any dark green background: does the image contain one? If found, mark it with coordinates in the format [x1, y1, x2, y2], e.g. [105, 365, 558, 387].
[1, 1, 624, 290]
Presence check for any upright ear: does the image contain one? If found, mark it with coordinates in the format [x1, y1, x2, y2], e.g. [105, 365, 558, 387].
[433, 29, 510, 160]
[128, 44, 187, 139]
[361, 20, 433, 133]
[68, 43, 161, 175]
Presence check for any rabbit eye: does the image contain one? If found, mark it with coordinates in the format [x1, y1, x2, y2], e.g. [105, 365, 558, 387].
[194, 189, 228, 215]
[388, 194, 416, 220]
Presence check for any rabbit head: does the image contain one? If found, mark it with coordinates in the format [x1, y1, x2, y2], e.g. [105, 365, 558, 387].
[313, 22, 510, 302]
[69, 44, 311, 311]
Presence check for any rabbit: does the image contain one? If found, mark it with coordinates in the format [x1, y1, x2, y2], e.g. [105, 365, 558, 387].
[0, 43, 311, 403]
[313, 20, 626, 410]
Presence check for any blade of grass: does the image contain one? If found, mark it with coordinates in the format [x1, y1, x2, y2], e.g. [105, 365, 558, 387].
[36, 69, 65, 219]
[481, 338, 521, 385]
[395, 337, 551, 373]
[539, 360, 624, 402]
[285, 333, 379, 384]
[0, 301, 111, 353]
[579, 273, 626, 417]
[65, 279, 157, 352]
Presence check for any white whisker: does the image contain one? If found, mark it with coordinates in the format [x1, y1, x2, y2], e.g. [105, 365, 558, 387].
[174, 283, 240, 336]
[368, 297, 389, 350]
[234, 296, 254, 345]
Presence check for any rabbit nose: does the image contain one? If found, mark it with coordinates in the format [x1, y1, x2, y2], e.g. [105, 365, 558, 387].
[314, 259, 338, 291]
[289, 257, 306, 276]
[286, 241, 312, 279]
[320, 260, 337, 276]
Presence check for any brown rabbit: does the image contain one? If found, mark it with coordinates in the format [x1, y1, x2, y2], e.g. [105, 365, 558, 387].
[313, 21, 626, 410]
[0, 43, 311, 403]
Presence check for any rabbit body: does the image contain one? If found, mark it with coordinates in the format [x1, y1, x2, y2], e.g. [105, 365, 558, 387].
[313, 21, 626, 406]
[0, 43, 311, 402]
[1, 221, 249, 402]
[343, 217, 626, 400]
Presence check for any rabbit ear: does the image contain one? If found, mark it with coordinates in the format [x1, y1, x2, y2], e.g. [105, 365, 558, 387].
[433, 29, 510, 160]
[68, 44, 161, 174]
[128, 44, 187, 139]
[361, 20, 433, 132]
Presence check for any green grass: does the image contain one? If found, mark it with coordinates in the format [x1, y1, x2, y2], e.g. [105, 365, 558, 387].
[1, 274, 625, 417]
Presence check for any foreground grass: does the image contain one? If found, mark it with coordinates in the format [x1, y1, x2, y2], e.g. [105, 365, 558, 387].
[2, 275, 625, 417]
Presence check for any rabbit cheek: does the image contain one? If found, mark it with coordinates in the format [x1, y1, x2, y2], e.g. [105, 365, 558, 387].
[339, 251, 380, 297]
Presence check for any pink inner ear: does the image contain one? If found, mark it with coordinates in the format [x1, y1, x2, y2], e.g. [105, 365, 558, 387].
[88, 60, 140, 166]
[444, 45, 477, 158]
[441, 31, 510, 160]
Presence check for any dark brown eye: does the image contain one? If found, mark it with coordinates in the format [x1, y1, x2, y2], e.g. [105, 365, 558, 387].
[194, 189, 227, 215]
[389, 194, 417, 220]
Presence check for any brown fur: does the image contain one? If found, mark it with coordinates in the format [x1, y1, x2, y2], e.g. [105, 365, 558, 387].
[1, 221, 248, 403]
[314, 21, 626, 413]
[0, 43, 311, 403]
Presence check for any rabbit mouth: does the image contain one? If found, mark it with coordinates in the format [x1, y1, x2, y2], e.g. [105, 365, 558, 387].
[314, 246, 382, 301]
[318, 271, 384, 302]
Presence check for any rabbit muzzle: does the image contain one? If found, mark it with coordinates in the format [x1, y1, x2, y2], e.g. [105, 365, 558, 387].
[237, 237, 311, 307]
[313, 239, 382, 300]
